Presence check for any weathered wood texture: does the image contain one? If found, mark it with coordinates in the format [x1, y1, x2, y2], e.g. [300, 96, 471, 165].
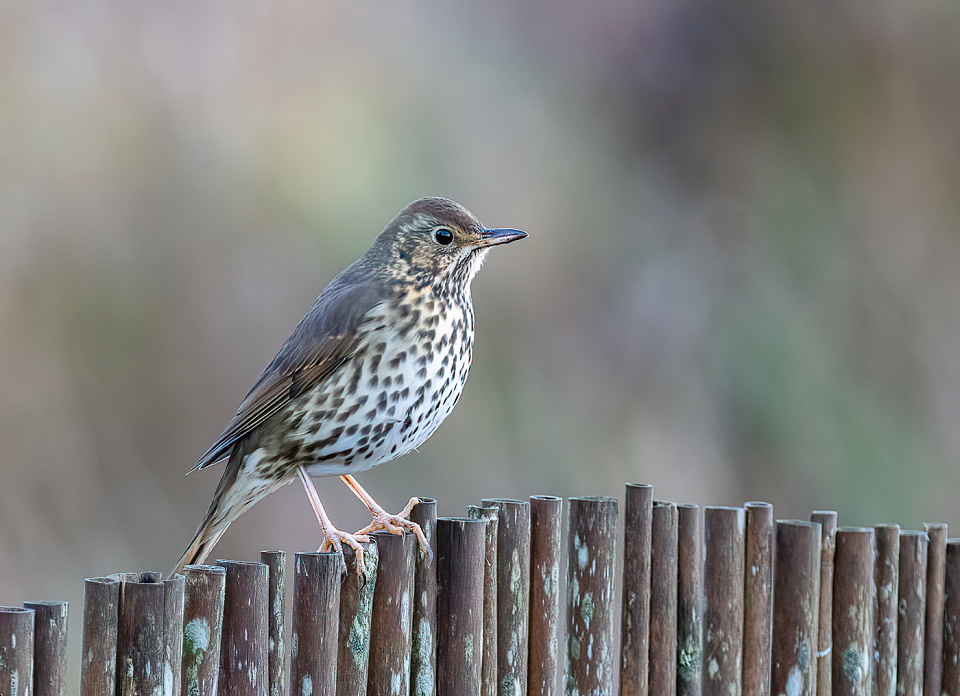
[677, 503, 703, 696]
[703, 506, 745, 696]
[620, 482, 653, 696]
[923, 523, 947, 696]
[771, 520, 822, 696]
[260, 550, 286, 696]
[898, 531, 928, 696]
[409, 498, 438, 696]
[0, 606, 35, 696]
[831, 527, 875, 696]
[811, 510, 838, 696]
[181, 564, 226, 696]
[566, 496, 618, 695]
[528, 495, 563, 696]
[80, 577, 120, 696]
[22, 601, 68, 696]
[336, 541, 379, 696]
[436, 517, 485, 696]
[367, 531, 416, 696]
[216, 560, 269, 696]
[649, 501, 679, 696]
[290, 552, 341, 696]
[874, 524, 900, 696]
[467, 504, 499, 696]
[942, 539, 960, 696]
[743, 502, 773, 696]
[480, 498, 531, 696]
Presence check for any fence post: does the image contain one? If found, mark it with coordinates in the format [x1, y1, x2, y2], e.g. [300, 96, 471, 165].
[410, 498, 438, 696]
[481, 498, 531, 696]
[0, 606, 35, 696]
[677, 503, 704, 696]
[832, 527, 875, 696]
[566, 496, 618, 695]
[181, 565, 226, 696]
[743, 502, 774, 696]
[260, 550, 287, 696]
[528, 495, 564, 696]
[811, 511, 838, 696]
[216, 560, 269, 696]
[22, 601, 68, 696]
[467, 504, 499, 696]
[703, 506, 745, 696]
[897, 531, 928, 696]
[113, 572, 166, 696]
[942, 539, 960, 695]
[291, 552, 341, 696]
[650, 501, 679, 696]
[771, 520, 822, 696]
[80, 577, 120, 696]
[336, 541, 379, 696]
[874, 524, 900, 696]
[621, 482, 653, 696]
[436, 517, 485, 696]
[924, 523, 947, 696]
[367, 530, 416, 696]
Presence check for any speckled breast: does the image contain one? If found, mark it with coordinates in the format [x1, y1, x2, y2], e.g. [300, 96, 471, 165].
[288, 288, 475, 476]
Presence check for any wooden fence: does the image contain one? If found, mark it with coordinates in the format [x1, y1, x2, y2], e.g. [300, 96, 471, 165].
[2, 484, 960, 695]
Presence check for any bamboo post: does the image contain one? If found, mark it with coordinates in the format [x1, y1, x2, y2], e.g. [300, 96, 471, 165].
[874, 524, 900, 696]
[897, 531, 928, 696]
[649, 501, 679, 696]
[336, 541, 379, 696]
[703, 506, 745, 696]
[566, 496, 618, 695]
[620, 482, 653, 696]
[832, 527, 875, 696]
[260, 550, 287, 696]
[216, 560, 269, 696]
[0, 606, 34, 696]
[771, 520, 822, 696]
[22, 601, 68, 696]
[743, 502, 774, 696]
[677, 503, 703, 696]
[811, 510, 838, 696]
[409, 498, 438, 696]
[80, 577, 120, 696]
[527, 495, 563, 696]
[941, 539, 960, 695]
[481, 497, 531, 696]
[181, 565, 226, 696]
[291, 552, 342, 696]
[924, 523, 947, 696]
[367, 531, 416, 696]
[467, 504, 499, 696]
[436, 517, 485, 696]
[114, 572, 166, 696]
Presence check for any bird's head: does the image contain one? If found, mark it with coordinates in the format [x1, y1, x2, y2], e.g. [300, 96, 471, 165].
[369, 197, 526, 293]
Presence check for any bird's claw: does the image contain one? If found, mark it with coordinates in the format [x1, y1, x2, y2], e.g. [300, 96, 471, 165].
[319, 529, 371, 577]
[356, 497, 434, 561]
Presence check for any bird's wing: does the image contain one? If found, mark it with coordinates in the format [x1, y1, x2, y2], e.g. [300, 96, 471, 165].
[191, 280, 385, 472]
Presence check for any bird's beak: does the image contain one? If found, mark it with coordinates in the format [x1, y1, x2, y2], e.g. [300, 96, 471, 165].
[477, 228, 527, 247]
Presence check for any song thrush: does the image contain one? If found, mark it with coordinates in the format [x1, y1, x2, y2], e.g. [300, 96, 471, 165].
[173, 197, 526, 573]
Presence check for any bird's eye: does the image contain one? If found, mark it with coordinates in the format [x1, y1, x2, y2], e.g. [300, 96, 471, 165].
[433, 228, 454, 246]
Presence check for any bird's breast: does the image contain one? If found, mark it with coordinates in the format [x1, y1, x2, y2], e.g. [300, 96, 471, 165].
[287, 293, 475, 476]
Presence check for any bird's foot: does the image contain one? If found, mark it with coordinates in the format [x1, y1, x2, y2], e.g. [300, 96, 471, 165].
[356, 497, 433, 560]
[319, 528, 371, 576]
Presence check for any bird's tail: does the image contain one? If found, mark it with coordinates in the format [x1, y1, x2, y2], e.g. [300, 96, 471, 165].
[171, 450, 279, 576]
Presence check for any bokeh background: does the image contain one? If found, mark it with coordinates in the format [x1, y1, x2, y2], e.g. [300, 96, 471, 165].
[3, 0, 960, 680]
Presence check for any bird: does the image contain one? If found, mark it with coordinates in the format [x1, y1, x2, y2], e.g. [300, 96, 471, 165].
[173, 196, 526, 574]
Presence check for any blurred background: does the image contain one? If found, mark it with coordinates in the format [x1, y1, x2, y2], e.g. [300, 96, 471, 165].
[3, 0, 960, 678]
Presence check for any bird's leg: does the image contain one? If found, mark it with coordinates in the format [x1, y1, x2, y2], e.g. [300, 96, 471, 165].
[297, 466, 369, 575]
[339, 474, 432, 558]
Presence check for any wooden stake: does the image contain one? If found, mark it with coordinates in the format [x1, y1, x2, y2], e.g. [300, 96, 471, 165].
[874, 524, 900, 696]
[290, 552, 341, 696]
[367, 531, 415, 696]
[620, 483, 653, 696]
[703, 506, 745, 696]
[80, 577, 120, 696]
[832, 527, 875, 696]
[22, 601, 68, 696]
[410, 498, 438, 696]
[528, 495, 563, 696]
[743, 502, 774, 696]
[677, 503, 704, 696]
[181, 565, 226, 696]
[649, 501, 679, 696]
[216, 560, 269, 696]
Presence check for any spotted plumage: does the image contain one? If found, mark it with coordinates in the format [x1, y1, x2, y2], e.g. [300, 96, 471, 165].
[174, 197, 526, 573]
